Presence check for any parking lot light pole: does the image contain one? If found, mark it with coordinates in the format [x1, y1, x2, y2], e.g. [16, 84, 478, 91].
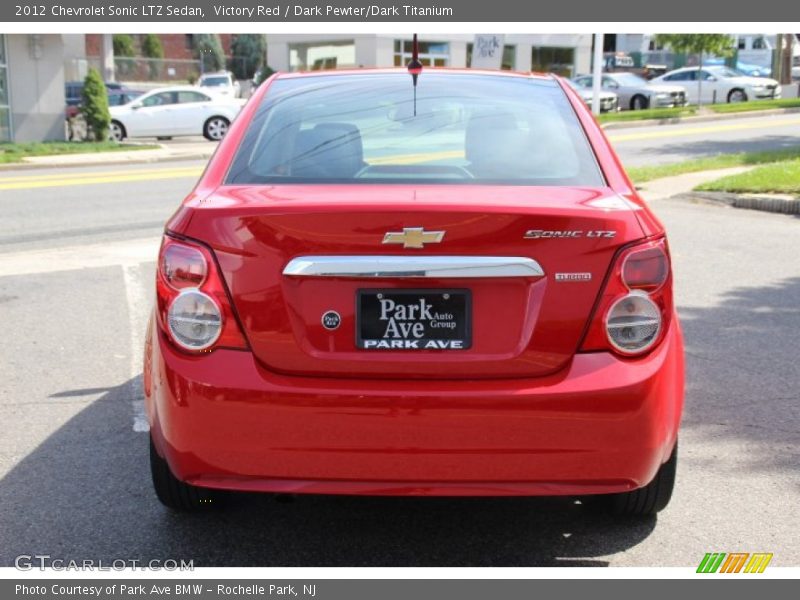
[592, 33, 604, 115]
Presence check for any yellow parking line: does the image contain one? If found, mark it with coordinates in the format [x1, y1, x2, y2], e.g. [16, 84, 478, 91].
[607, 117, 800, 142]
[0, 167, 203, 190]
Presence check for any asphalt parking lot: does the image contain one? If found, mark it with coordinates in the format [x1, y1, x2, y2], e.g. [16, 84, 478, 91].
[0, 117, 798, 567]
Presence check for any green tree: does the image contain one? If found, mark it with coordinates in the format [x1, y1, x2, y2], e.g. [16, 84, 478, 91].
[253, 65, 275, 87]
[81, 68, 111, 142]
[141, 33, 164, 79]
[193, 34, 226, 73]
[655, 34, 735, 105]
[112, 34, 136, 77]
[230, 34, 265, 79]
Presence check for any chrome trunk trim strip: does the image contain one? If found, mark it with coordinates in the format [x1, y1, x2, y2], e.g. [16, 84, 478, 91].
[283, 256, 545, 278]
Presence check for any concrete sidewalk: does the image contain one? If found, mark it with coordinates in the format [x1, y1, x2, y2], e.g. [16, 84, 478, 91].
[0, 141, 216, 170]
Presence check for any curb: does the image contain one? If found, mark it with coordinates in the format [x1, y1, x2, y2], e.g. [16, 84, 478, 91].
[0, 151, 213, 171]
[602, 106, 800, 130]
[675, 191, 800, 215]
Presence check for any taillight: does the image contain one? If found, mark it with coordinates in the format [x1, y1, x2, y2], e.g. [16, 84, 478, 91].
[156, 236, 248, 353]
[580, 237, 673, 356]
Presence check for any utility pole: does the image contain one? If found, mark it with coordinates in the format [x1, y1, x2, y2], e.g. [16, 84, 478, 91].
[772, 34, 783, 82]
[592, 33, 603, 116]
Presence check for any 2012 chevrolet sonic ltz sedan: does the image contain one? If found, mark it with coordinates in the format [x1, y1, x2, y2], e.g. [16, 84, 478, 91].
[145, 68, 684, 517]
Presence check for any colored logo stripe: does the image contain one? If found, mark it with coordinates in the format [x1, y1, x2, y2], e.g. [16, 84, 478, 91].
[697, 552, 773, 573]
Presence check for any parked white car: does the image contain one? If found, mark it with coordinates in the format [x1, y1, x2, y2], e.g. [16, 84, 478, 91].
[651, 66, 781, 104]
[198, 71, 241, 98]
[109, 86, 243, 141]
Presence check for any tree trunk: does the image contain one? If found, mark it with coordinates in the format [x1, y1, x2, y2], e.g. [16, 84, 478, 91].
[781, 34, 794, 85]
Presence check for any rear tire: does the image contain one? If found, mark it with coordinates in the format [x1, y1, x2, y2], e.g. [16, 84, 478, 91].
[150, 435, 219, 511]
[109, 120, 126, 142]
[603, 442, 677, 517]
[727, 88, 747, 103]
[203, 116, 230, 141]
[631, 94, 649, 110]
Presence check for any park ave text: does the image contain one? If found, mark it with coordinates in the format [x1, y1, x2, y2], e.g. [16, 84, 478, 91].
[31, 3, 454, 18]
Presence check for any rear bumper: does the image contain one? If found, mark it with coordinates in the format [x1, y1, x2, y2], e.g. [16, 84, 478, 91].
[145, 318, 684, 497]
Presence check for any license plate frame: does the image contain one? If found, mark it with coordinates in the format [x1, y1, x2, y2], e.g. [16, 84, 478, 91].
[356, 289, 472, 351]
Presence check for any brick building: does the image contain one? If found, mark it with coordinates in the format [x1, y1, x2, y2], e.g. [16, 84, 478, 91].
[84, 34, 234, 61]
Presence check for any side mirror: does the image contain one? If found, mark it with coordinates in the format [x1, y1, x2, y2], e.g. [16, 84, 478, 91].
[131, 102, 142, 110]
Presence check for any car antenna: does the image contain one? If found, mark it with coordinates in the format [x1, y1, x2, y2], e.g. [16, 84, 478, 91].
[407, 34, 423, 116]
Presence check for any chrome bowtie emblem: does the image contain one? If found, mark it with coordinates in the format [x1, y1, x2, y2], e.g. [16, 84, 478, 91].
[382, 227, 445, 249]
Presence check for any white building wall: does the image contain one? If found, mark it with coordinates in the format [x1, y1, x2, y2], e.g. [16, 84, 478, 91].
[7, 34, 66, 142]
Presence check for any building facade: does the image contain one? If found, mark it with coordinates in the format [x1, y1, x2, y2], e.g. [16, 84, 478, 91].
[0, 34, 67, 143]
[265, 34, 593, 76]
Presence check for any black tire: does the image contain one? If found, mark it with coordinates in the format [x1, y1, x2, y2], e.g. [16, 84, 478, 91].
[150, 435, 218, 511]
[109, 120, 126, 142]
[604, 442, 677, 517]
[203, 116, 230, 141]
[631, 94, 649, 110]
[727, 88, 748, 103]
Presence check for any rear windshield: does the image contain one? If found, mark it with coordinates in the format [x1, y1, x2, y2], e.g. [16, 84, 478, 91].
[201, 76, 231, 86]
[225, 72, 604, 186]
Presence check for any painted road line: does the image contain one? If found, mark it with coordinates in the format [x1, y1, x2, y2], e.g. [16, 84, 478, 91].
[122, 263, 151, 433]
[369, 149, 464, 165]
[607, 117, 800, 143]
[0, 167, 202, 190]
[0, 165, 202, 183]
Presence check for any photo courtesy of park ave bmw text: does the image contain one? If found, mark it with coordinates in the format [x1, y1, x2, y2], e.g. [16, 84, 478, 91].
[0, 0, 798, 594]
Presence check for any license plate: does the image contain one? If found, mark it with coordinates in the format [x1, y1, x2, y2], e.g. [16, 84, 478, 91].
[357, 289, 471, 350]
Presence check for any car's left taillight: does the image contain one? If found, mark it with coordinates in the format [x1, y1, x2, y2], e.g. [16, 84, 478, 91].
[580, 236, 673, 357]
[156, 235, 248, 353]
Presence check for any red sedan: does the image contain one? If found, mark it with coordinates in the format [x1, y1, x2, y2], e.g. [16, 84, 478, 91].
[145, 68, 684, 517]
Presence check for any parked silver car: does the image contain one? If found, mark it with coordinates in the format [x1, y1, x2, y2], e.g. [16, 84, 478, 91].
[573, 73, 688, 110]
[564, 79, 619, 113]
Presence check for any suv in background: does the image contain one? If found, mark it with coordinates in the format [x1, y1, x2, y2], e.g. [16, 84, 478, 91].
[197, 71, 241, 98]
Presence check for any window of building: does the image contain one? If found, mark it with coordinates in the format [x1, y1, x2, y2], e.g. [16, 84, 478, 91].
[393, 40, 449, 67]
[184, 34, 194, 50]
[0, 35, 10, 142]
[466, 43, 516, 70]
[531, 46, 576, 77]
[289, 40, 356, 71]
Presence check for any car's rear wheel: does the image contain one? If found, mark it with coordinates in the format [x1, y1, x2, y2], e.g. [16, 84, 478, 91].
[727, 88, 748, 103]
[631, 94, 649, 110]
[109, 120, 126, 142]
[150, 435, 219, 511]
[203, 116, 230, 141]
[602, 442, 677, 517]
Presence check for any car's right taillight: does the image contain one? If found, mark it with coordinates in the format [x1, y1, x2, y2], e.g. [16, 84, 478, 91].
[156, 235, 248, 354]
[580, 236, 673, 357]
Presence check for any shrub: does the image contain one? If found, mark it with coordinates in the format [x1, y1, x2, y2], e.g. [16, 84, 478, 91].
[230, 34, 265, 79]
[193, 34, 225, 73]
[81, 68, 111, 142]
[141, 33, 164, 79]
[113, 34, 136, 77]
